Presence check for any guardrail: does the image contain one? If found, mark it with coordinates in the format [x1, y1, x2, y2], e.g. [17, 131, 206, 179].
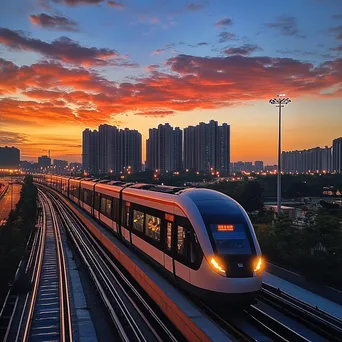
[267, 262, 342, 305]
[0, 183, 9, 200]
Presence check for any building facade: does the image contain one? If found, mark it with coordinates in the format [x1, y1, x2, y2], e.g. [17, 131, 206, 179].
[53, 159, 68, 174]
[82, 125, 141, 175]
[0, 146, 20, 169]
[146, 123, 182, 172]
[184, 120, 230, 175]
[333, 137, 342, 173]
[119, 128, 142, 173]
[82, 128, 99, 174]
[282, 146, 333, 173]
[38, 155, 51, 169]
[254, 161, 264, 172]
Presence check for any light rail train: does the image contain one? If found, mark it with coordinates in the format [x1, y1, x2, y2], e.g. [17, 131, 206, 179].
[34, 174, 263, 303]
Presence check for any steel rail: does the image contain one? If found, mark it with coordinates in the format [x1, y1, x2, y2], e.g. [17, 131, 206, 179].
[20, 192, 47, 342]
[50, 190, 180, 342]
[187, 294, 256, 342]
[14, 204, 46, 342]
[46, 193, 73, 342]
[0, 217, 40, 342]
[261, 282, 342, 342]
[52, 196, 132, 342]
[246, 305, 309, 342]
[19, 191, 73, 342]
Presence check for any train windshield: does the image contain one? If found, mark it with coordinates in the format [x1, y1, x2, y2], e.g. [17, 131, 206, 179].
[209, 223, 252, 255]
[196, 200, 253, 255]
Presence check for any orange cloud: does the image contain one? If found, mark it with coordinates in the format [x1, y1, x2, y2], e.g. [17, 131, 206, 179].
[0, 54, 341, 128]
[134, 110, 175, 117]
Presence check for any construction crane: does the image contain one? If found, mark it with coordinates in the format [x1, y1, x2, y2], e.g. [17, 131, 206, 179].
[42, 149, 51, 158]
[42, 149, 60, 160]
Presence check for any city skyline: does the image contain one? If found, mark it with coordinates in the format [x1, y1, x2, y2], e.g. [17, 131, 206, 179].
[1, 0, 341, 163]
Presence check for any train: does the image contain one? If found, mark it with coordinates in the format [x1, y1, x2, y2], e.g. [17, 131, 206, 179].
[34, 174, 263, 304]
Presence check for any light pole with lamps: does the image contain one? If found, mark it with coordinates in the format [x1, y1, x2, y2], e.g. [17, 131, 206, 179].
[269, 94, 291, 216]
[10, 169, 13, 211]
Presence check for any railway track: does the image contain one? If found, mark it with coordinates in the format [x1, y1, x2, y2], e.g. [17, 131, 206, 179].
[261, 282, 342, 342]
[190, 293, 309, 341]
[0, 209, 42, 342]
[48, 190, 183, 342]
[15, 190, 73, 342]
[37, 186, 342, 342]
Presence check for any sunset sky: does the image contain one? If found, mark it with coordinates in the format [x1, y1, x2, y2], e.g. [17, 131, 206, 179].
[0, 0, 341, 164]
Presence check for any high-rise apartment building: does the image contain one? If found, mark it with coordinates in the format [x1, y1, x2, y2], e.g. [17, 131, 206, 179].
[120, 128, 142, 173]
[321, 146, 332, 172]
[53, 159, 68, 174]
[99, 124, 120, 174]
[82, 125, 141, 174]
[0, 146, 20, 169]
[333, 137, 342, 173]
[282, 146, 333, 173]
[231, 161, 256, 172]
[38, 155, 51, 169]
[146, 123, 182, 172]
[174, 127, 182, 171]
[254, 161, 264, 172]
[82, 128, 99, 174]
[184, 120, 230, 175]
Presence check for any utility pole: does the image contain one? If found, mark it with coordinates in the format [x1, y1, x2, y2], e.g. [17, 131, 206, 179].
[269, 94, 291, 215]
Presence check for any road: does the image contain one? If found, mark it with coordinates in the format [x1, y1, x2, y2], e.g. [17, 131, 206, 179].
[0, 184, 22, 221]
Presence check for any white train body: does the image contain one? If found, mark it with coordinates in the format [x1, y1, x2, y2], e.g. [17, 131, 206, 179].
[34, 175, 263, 303]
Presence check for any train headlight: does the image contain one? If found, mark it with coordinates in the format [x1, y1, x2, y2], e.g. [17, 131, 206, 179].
[210, 257, 226, 276]
[253, 257, 263, 275]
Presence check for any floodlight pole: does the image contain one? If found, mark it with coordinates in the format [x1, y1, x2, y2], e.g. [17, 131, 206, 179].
[277, 103, 282, 216]
[269, 95, 291, 216]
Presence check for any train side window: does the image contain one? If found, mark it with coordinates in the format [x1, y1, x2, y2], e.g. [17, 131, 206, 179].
[126, 206, 130, 227]
[105, 197, 112, 218]
[94, 193, 100, 211]
[133, 210, 144, 232]
[83, 189, 86, 202]
[100, 196, 107, 215]
[166, 222, 172, 251]
[145, 214, 161, 241]
[122, 204, 130, 227]
[112, 200, 118, 221]
[190, 232, 197, 263]
[177, 225, 187, 256]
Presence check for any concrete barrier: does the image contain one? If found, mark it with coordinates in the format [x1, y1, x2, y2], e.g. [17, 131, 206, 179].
[267, 262, 342, 305]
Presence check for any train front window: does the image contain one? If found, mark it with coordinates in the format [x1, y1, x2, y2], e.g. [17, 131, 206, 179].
[196, 200, 254, 255]
[210, 224, 252, 255]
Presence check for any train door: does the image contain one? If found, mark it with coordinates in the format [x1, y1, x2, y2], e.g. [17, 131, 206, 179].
[163, 213, 175, 275]
[174, 217, 190, 283]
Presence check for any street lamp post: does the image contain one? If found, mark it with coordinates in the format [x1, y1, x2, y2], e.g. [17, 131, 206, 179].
[10, 170, 13, 211]
[269, 94, 291, 216]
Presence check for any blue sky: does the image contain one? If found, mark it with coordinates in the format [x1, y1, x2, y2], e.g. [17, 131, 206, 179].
[0, 0, 341, 163]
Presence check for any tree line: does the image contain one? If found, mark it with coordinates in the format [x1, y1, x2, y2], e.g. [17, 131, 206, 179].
[206, 176, 342, 289]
